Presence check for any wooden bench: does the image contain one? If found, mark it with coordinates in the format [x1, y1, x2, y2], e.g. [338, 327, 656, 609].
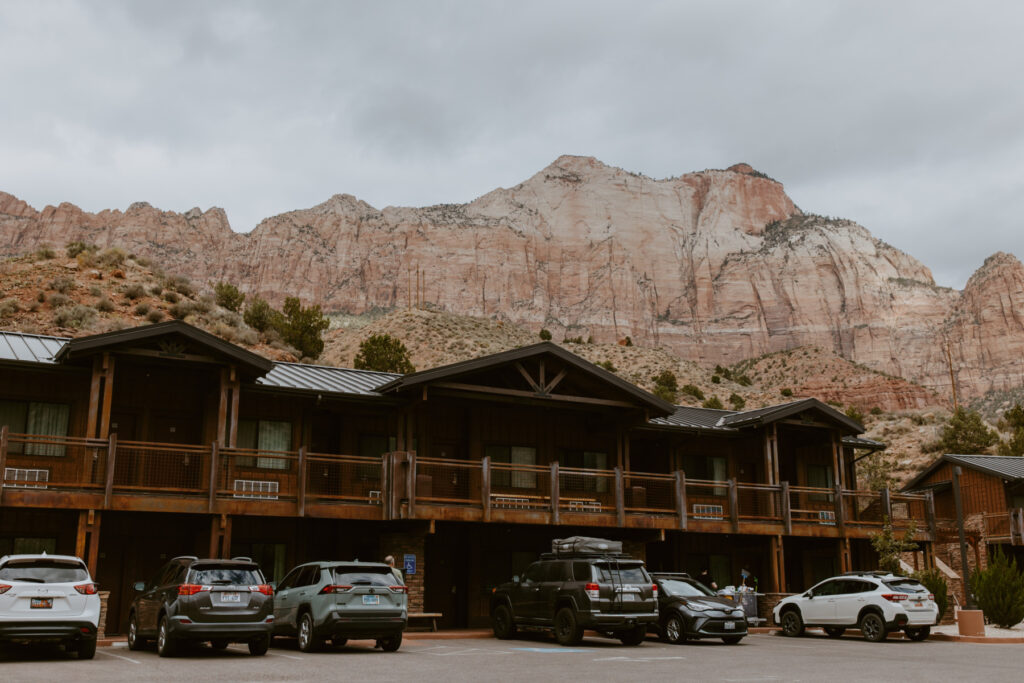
[408, 612, 444, 632]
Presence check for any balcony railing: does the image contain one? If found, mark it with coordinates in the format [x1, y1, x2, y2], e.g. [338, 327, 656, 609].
[984, 508, 1024, 544]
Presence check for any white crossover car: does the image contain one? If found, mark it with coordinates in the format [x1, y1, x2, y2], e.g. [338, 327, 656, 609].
[773, 571, 938, 642]
[0, 553, 101, 659]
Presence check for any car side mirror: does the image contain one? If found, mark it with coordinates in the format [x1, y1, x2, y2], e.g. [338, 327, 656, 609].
[133, 581, 146, 592]
[269, 582, 277, 591]
[513, 575, 520, 584]
[804, 591, 813, 599]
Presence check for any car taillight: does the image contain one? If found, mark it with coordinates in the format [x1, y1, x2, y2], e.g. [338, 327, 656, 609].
[389, 585, 407, 593]
[881, 593, 908, 602]
[652, 584, 658, 597]
[0, 584, 11, 594]
[320, 585, 353, 594]
[74, 583, 98, 595]
[585, 582, 600, 600]
[928, 593, 935, 601]
[250, 584, 274, 596]
[178, 584, 209, 596]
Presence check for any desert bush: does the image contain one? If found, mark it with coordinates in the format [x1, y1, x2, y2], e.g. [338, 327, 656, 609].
[163, 291, 180, 304]
[236, 328, 259, 346]
[95, 296, 115, 313]
[95, 247, 126, 268]
[146, 309, 164, 323]
[49, 276, 75, 293]
[47, 293, 70, 308]
[163, 275, 194, 298]
[277, 297, 330, 359]
[563, 336, 585, 344]
[870, 406, 883, 416]
[214, 282, 245, 312]
[780, 387, 793, 397]
[124, 283, 146, 300]
[538, 328, 552, 341]
[33, 245, 56, 260]
[150, 285, 163, 296]
[972, 548, 1024, 628]
[76, 250, 97, 268]
[354, 334, 415, 373]
[210, 321, 237, 343]
[243, 297, 279, 332]
[65, 241, 97, 258]
[845, 405, 865, 424]
[54, 304, 96, 329]
[711, 374, 721, 384]
[728, 393, 746, 410]
[623, 336, 633, 346]
[680, 384, 704, 401]
[134, 302, 151, 315]
[735, 374, 752, 387]
[36, 291, 46, 303]
[169, 301, 195, 320]
[703, 396, 724, 409]
[192, 295, 214, 315]
[0, 299, 19, 318]
[89, 285, 102, 297]
[597, 360, 617, 372]
[912, 568, 949, 622]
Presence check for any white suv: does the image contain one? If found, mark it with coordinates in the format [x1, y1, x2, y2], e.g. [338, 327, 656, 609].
[0, 554, 101, 659]
[773, 572, 938, 642]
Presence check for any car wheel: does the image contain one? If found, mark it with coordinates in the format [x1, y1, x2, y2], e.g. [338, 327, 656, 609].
[211, 639, 229, 650]
[379, 633, 402, 652]
[721, 635, 744, 645]
[249, 634, 270, 656]
[664, 614, 687, 645]
[554, 607, 583, 646]
[492, 604, 517, 639]
[156, 616, 177, 657]
[127, 613, 146, 651]
[298, 612, 321, 653]
[859, 612, 886, 642]
[905, 626, 930, 642]
[617, 624, 647, 646]
[780, 609, 804, 637]
[824, 627, 846, 639]
[77, 638, 97, 660]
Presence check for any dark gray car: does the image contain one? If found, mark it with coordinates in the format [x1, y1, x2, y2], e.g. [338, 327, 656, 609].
[650, 573, 748, 644]
[127, 556, 274, 656]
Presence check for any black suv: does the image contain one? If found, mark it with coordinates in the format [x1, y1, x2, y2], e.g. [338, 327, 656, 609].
[491, 551, 658, 646]
[650, 572, 748, 644]
[127, 556, 274, 657]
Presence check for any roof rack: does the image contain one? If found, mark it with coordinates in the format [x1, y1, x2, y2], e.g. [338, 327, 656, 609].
[841, 570, 894, 577]
[539, 551, 637, 561]
[649, 572, 694, 579]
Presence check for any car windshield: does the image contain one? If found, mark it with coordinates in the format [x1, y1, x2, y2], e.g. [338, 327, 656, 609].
[658, 578, 715, 597]
[190, 566, 262, 585]
[0, 560, 89, 583]
[594, 563, 648, 584]
[884, 579, 928, 594]
[333, 566, 398, 586]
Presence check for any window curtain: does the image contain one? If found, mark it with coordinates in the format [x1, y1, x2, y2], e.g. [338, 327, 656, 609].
[0, 400, 28, 454]
[510, 446, 537, 489]
[711, 456, 727, 496]
[486, 445, 510, 488]
[583, 451, 608, 492]
[25, 402, 69, 456]
[257, 420, 291, 470]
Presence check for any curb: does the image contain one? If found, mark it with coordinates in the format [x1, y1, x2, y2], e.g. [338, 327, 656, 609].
[929, 632, 1024, 644]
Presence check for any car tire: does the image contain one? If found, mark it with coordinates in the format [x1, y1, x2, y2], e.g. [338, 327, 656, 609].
[554, 607, 583, 646]
[617, 624, 647, 646]
[211, 639, 229, 650]
[780, 609, 804, 637]
[127, 613, 146, 651]
[156, 616, 177, 657]
[905, 626, 930, 642]
[492, 604, 517, 639]
[664, 614, 687, 645]
[249, 635, 271, 656]
[721, 635, 744, 645]
[859, 612, 886, 642]
[77, 637, 97, 660]
[298, 612, 321, 653]
[824, 627, 846, 639]
[379, 633, 403, 652]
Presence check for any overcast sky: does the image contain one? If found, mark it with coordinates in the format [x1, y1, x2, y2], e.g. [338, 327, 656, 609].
[2, 1, 1022, 288]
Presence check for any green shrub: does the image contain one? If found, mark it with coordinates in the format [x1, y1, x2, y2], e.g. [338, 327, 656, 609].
[939, 408, 998, 454]
[146, 309, 164, 323]
[728, 393, 746, 410]
[49, 276, 75, 293]
[354, 334, 415, 373]
[150, 285, 163, 296]
[277, 297, 330, 359]
[735, 374, 752, 386]
[653, 370, 678, 392]
[95, 296, 115, 313]
[912, 567, 949, 622]
[124, 283, 146, 300]
[972, 548, 1024, 628]
[597, 360, 617, 372]
[54, 304, 96, 329]
[870, 406, 883, 416]
[66, 241, 97, 258]
[47, 293, 70, 308]
[170, 301, 195, 320]
[34, 245, 56, 260]
[780, 387, 793, 397]
[623, 336, 633, 347]
[714, 364, 733, 381]
[711, 374, 721, 384]
[538, 328, 552, 341]
[95, 247, 126, 268]
[163, 291, 180, 304]
[681, 384, 705, 401]
[702, 396, 724, 409]
[563, 336, 584, 344]
[845, 405, 865, 424]
[243, 296, 280, 332]
[869, 517, 917, 575]
[163, 275, 194, 297]
[214, 282, 245, 312]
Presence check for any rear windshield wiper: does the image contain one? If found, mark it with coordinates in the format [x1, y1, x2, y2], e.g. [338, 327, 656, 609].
[10, 577, 46, 583]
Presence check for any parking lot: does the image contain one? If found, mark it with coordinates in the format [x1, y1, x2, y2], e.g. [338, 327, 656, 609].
[1, 631, 1022, 682]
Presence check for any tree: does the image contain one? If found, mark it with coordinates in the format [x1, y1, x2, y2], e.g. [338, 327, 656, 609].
[354, 334, 415, 374]
[998, 402, 1024, 456]
[912, 567, 949, 622]
[857, 451, 898, 492]
[214, 282, 245, 312]
[869, 516, 917, 575]
[845, 405, 865, 424]
[538, 328, 552, 341]
[702, 396, 724, 409]
[243, 296, 281, 332]
[278, 297, 330, 360]
[972, 548, 1024, 628]
[728, 393, 746, 410]
[939, 408, 998, 454]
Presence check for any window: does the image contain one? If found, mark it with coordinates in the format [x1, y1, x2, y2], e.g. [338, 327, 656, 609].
[357, 435, 392, 479]
[562, 450, 609, 493]
[710, 456, 727, 496]
[9, 537, 57, 555]
[807, 464, 835, 502]
[237, 419, 291, 469]
[486, 445, 537, 489]
[522, 563, 544, 585]
[0, 400, 69, 456]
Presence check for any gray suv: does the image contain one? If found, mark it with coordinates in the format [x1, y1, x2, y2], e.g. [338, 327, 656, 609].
[272, 561, 407, 652]
[127, 556, 274, 656]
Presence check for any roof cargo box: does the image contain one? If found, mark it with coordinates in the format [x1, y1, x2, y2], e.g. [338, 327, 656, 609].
[551, 537, 622, 555]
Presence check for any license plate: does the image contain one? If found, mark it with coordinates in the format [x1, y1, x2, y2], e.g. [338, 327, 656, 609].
[220, 593, 241, 603]
[31, 598, 53, 609]
[724, 621, 736, 630]
[362, 595, 380, 605]
[914, 602, 923, 608]
[622, 593, 637, 602]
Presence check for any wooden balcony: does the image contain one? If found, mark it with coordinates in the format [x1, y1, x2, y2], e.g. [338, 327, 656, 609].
[983, 508, 1024, 545]
[0, 430, 934, 541]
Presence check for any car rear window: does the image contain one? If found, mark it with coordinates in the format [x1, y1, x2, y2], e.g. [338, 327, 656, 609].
[658, 578, 714, 597]
[333, 566, 399, 586]
[190, 565, 262, 585]
[884, 579, 928, 594]
[594, 563, 649, 584]
[0, 560, 89, 583]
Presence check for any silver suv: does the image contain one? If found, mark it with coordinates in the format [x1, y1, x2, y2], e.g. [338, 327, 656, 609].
[0, 554, 101, 659]
[272, 561, 407, 652]
[773, 571, 939, 642]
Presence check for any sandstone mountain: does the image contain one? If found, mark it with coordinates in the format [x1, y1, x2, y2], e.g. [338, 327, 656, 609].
[3, 155, 1023, 402]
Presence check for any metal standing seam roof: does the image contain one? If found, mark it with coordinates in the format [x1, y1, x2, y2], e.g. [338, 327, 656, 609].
[649, 405, 740, 432]
[0, 331, 68, 364]
[256, 362, 399, 396]
[943, 454, 1024, 481]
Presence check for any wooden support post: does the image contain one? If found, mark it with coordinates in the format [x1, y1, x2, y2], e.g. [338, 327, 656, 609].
[209, 515, 221, 558]
[208, 441, 219, 512]
[781, 481, 792, 535]
[482, 456, 491, 523]
[550, 462, 560, 525]
[407, 452, 417, 519]
[841, 537, 852, 573]
[297, 446, 307, 517]
[217, 368, 229, 446]
[1016, 508, 1024, 547]
[833, 483, 846, 532]
[228, 369, 240, 447]
[381, 452, 391, 521]
[674, 470, 687, 531]
[103, 433, 117, 508]
[221, 515, 232, 558]
[880, 487, 892, 522]
[831, 430, 842, 490]
[0, 425, 7, 505]
[728, 478, 739, 532]
[926, 490, 937, 542]
[86, 511, 101, 577]
[771, 423, 780, 485]
[75, 510, 88, 559]
[86, 356, 102, 439]
[98, 353, 115, 439]
[769, 535, 781, 593]
[615, 467, 625, 527]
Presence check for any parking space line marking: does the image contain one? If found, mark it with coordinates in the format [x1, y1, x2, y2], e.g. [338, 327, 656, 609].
[227, 646, 303, 660]
[592, 655, 685, 662]
[97, 649, 141, 664]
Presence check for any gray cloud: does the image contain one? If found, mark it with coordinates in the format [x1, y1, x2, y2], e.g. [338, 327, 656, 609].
[1, 0, 1021, 288]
